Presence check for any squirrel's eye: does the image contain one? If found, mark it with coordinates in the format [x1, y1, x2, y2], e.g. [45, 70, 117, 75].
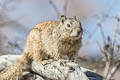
[67, 24, 71, 27]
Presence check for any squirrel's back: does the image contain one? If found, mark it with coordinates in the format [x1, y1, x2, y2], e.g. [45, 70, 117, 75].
[35, 21, 59, 30]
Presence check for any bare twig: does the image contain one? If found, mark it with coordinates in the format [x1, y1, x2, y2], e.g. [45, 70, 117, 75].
[106, 61, 120, 80]
[63, 0, 68, 16]
[97, 41, 109, 62]
[87, 26, 98, 39]
[97, 22, 106, 44]
[96, 11, 120, 80]
[104, 61, 111, 79]
[49, 0, 60, 18]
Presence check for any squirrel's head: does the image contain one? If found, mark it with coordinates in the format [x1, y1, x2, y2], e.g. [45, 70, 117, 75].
[60, 15, 83, 40]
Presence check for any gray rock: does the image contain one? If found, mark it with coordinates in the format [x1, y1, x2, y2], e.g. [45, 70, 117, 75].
[0, 55, 103, 80]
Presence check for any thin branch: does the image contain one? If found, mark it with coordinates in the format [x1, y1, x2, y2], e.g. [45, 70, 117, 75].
[106, 61, 120, 80]
[88, 26, 98, 39]
[49, 0, 60, 19]
[104, 61, 111, 79]
[98, 23, 106, 44]
[63, 0, 68, 16]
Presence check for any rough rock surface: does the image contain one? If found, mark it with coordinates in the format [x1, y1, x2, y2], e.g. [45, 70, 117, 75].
[0, 55, 103, 80]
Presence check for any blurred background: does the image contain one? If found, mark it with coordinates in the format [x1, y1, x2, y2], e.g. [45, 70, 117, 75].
[0, 0, 120, 79]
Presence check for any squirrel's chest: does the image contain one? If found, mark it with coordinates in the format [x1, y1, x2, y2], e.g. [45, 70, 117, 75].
[58, 40, 80, 54]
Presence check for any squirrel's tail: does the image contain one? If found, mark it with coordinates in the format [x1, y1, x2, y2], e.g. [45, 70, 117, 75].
[0, 52, 30, 80]
[0, 63, 23, 80]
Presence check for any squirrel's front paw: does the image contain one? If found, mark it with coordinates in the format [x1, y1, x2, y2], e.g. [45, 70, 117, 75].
[58, 59, 70, 66]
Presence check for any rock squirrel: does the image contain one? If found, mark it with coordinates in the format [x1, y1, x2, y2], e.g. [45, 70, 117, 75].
[0, 15, 83, 80]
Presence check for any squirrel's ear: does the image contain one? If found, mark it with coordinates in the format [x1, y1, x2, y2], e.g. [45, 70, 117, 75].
[61, 15, 66, 23]
[74, 16, 77, 20]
